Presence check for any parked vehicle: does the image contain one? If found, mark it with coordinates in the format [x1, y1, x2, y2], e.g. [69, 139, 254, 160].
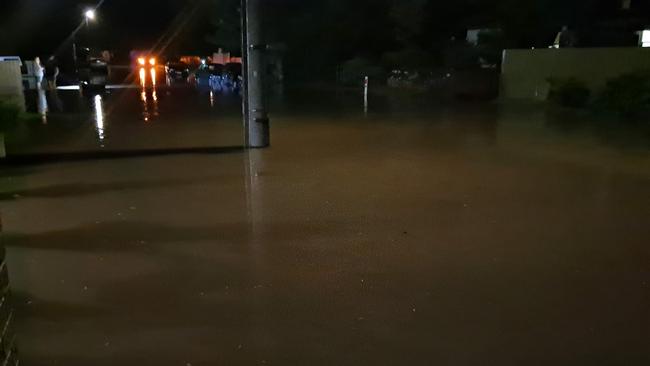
[79, 58, 108, 92]
[75, 47, 109, 91]
[193, 62, 224, 90]
[222, 62, 242, 92]
[165, 61, 190, 81]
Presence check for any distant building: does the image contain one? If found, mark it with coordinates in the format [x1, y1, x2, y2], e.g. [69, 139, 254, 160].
[211, 49, 242, 65]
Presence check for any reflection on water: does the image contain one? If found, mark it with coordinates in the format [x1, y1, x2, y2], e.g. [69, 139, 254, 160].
[363, 77, 369, 116]
[152, 91, 159, 119]
[14, 86, 650, 159]
[140, 90, 159, 122]
[94, 94, 105, 144]
[48, 89, 63, 113]
[140, 91, 150, 122]
[137, 67, 160, 122]
[139, 68, 146, 88]
[37, 89, 48, 123]
[138, 67, 157, 88]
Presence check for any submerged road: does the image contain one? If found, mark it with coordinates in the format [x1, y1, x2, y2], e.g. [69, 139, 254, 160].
[1, 89, 649, 365]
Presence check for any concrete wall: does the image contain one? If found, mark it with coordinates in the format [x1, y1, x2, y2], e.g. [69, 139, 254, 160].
[500, 47, 650, 100]
[0, 60, 25, 111]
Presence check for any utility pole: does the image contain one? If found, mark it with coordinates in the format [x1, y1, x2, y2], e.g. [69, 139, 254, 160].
[72, 37, 78, 73]
[241, 0, 270, 148]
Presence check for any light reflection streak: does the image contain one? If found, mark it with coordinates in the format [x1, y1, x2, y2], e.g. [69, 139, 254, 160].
[141, 90, 150, 122]
[152, 90, 159, 118]
[94, 94, 105, 143]
[139, 67, 146, 88]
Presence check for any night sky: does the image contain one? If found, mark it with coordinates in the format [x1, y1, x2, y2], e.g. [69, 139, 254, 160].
[0, 0, 213, 58]
[2, 0, 649, 78]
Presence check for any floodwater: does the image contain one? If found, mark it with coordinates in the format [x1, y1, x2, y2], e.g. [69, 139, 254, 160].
[1, 86, 649, 365]
[9, 85, 244, 155]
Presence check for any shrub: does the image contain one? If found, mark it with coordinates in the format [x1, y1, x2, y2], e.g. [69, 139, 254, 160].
[598, 70, 650, 115]
[547, 77, 591, 108]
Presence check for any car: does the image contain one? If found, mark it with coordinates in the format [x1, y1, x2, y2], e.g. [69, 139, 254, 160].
[79, 58, 108, 92]
[222, 62, 243, 92]
[193, 62, 224, 90]
[75, 47, 109, 91]
[132, 54, 158, 70]
[131, 53, 160, 87]
[165, 61, 190, 81]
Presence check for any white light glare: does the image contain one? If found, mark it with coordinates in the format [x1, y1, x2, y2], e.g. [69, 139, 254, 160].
[85, 9, 96, 20]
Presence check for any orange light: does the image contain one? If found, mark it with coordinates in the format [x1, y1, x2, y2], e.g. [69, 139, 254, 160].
[138, 57, 146, 66]
[139, 67, 146, 88]
[150, 68, 156, 87]
[149, 58, 156, 66]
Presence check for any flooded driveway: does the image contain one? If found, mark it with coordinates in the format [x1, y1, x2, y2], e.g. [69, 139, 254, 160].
[1, 89, 649, 365]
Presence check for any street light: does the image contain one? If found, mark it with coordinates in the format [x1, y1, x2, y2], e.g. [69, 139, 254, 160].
[73, 9, 97, 73]
[84, 9, 96, 27]
[84, 9, 96, 21]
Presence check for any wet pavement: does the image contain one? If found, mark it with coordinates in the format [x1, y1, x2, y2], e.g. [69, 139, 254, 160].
[1, 88, 650, 365]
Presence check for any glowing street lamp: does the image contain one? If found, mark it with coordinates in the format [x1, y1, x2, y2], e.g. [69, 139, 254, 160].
[85, 10, 96, 19]
[84, 9, 96, 27]
[85, 9, 96, 21]
[73, 8, 97, 72]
